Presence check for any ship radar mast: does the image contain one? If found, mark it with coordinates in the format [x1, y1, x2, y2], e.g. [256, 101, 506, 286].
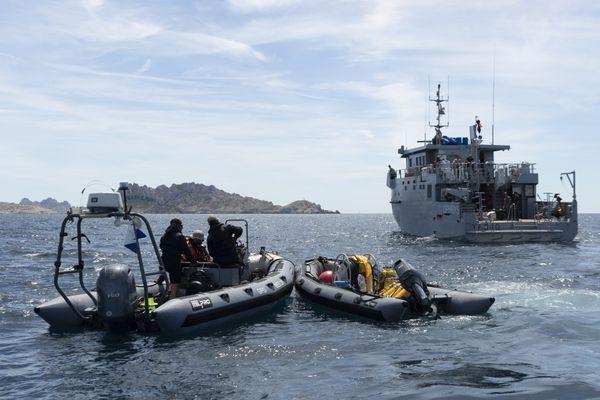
[429, 82, 449, 144]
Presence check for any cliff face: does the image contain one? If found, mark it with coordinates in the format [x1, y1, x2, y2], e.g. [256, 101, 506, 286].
[126, 183, 338, 214]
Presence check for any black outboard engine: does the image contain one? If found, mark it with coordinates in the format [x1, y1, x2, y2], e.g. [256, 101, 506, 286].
[394, 259, 431, 312]
[96, 264, 137, 333]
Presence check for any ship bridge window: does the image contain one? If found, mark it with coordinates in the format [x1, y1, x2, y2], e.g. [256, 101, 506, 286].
[525, 185, 534, 197]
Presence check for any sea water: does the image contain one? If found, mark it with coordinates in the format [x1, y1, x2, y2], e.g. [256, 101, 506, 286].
[0, 213, 599, 399]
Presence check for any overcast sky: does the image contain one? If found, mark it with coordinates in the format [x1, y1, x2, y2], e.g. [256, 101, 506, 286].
[1, 0, 598, 213]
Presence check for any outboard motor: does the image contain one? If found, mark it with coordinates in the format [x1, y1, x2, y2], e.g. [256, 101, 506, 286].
[394, 259, 431, 312]
[96, 264, 137, 333]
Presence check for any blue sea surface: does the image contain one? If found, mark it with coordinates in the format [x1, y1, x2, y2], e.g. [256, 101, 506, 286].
[1, 213, 599, 399]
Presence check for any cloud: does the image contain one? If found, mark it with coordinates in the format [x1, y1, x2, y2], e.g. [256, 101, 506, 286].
[135, 59, 153, 75]
[227, 0, 300, 13]
[0, 2, 265, 62]
[148, 30, 267, 61]
[83, 0, 106, 11]
[360, 129, 375, 139]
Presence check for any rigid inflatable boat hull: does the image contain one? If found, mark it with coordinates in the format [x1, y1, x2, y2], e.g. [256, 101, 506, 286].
[34, 284, 164, 329]
[155, 258, 295, 335]
[428, 286, 495, 315]
[295, 256, 494, 322]
[295, 276, 411, 322]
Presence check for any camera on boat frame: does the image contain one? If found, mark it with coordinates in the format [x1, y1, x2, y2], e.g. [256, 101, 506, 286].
[82, 182, 130, 215]
[86, 192, 124, 214]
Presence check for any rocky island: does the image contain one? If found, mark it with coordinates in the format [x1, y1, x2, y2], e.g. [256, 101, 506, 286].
[0, 202, 55, 214]
[0, 182, 339, 214]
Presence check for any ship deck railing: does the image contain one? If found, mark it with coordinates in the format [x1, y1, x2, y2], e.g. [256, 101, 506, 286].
[397, 162, 536, 184]
[472, 219, 570, 233]
[473, 203, 574, 232]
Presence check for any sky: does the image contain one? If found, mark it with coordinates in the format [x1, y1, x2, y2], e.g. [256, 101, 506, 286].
[1, 0, 598, 213]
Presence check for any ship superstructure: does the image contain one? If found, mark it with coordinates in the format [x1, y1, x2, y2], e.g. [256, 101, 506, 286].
[386, 84, 577, 242]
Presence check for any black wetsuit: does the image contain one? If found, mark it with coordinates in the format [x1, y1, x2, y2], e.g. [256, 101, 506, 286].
[207, 222, 243, 267]
[160, 226, 192, 283]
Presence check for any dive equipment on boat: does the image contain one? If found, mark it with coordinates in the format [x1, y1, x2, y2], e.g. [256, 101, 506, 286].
[295, 253, 494, 322]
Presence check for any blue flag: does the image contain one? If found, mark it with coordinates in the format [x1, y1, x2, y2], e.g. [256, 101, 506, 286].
[124, 224, 147, 253]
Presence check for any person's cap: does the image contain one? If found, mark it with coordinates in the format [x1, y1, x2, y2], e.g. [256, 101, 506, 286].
[170, 218, 182, 226]
[207, 215, 219, 224]
[192, 230, 205, 240]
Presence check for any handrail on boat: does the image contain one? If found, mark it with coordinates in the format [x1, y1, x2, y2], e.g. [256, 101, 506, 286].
[52, 208, 168, 324]
[396, 162, 537, 184]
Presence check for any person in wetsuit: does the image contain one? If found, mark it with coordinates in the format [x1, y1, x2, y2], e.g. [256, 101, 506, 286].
[206, 216, 243, 269]
[159, 218, 193, 299]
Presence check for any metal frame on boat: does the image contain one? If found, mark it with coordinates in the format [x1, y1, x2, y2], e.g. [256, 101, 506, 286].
[34, 183, 295, 335]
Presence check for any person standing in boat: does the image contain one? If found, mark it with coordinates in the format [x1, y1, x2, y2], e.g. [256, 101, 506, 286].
[502, 191, 513, 220]
[452, 157, 460, 179]
[388, 165, 397, 180]
[160, 218, 194, 299]
[511, 191, 522, 219]
[207, 216, 243, 269]
[552, 194, 563, 220]
[465, 156, 475, 180]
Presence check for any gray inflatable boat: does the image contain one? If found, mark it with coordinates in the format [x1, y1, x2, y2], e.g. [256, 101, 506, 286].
[34, 186, 295, 335]
[153, 253, 294, 335]
[295, 254, 494, 322]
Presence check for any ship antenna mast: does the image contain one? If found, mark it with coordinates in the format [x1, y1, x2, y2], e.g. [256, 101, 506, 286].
[424, 76, 430, 143]
[429, 81, 449, 143]
[492, 54, 496, 144]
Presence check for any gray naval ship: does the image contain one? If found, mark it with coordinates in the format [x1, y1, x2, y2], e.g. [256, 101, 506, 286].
[386, 84, 577, 243]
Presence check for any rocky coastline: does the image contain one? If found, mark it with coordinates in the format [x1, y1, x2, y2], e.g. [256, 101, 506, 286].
[0, 183, 339, 215]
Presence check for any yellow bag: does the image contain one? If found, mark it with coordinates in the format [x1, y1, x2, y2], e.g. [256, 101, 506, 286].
[377, 268, 410, 299]
[348, 255, 374, 294]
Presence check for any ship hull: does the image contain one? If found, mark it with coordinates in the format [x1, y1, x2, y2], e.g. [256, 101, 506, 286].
[391, 200, 578, 243]
[391, 200, 467, 239]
